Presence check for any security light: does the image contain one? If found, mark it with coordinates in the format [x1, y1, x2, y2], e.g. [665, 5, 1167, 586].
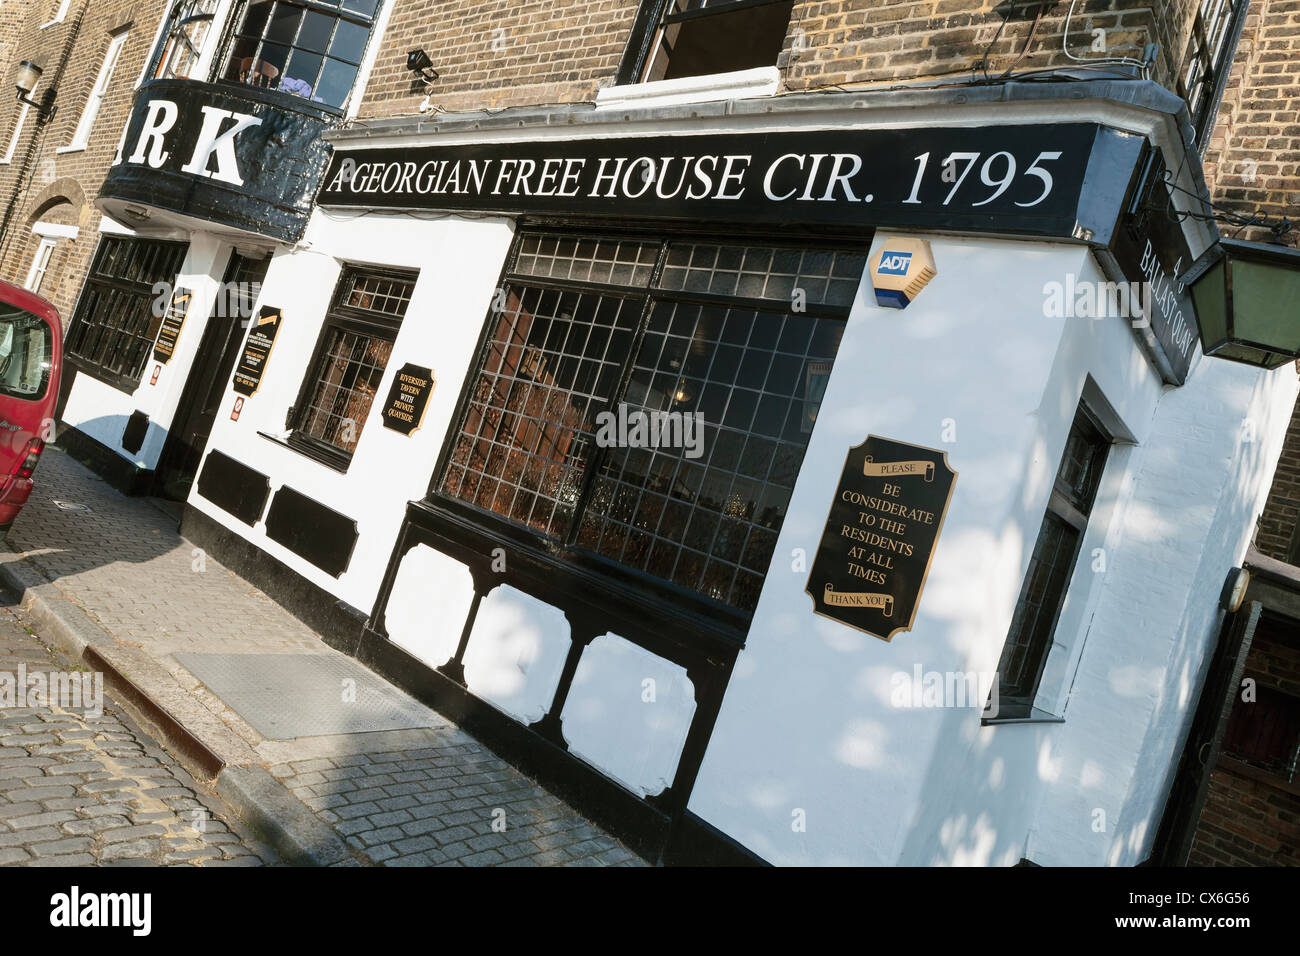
[406, 49, 438, 82]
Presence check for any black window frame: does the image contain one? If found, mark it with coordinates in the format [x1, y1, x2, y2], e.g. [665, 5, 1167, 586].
[615, 0, 796, 87]
[212, 0, 383, 113]
[994, 404, 1112, 715]
[428, 222, 867, 624]
[1180, 0, 1251, 154]
[64, 236, 190, 393]
[285, 263, 417, 472]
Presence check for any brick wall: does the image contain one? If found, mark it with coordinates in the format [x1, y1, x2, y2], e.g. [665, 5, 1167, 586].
[1202, 0, 1300, 246]
[1186, 618, 1300, 867]
[0, 0, 169, 319]
[1203, 0, 1300, 562]
[358, 1, 1209, 121]
[1187, 762, 1300, 865]
[1256, 406, 1300, 561]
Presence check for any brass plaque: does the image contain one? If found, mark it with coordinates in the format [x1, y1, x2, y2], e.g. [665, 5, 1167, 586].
[806, 436, 957, 641]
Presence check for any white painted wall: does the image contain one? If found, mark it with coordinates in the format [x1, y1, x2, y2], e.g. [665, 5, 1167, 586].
[561, 633, 696, 798]
[386, 544, 474, 669]
[186, 210, 515, 612]
[685, 233, 1297, 866]
[462, 584, 571, 725]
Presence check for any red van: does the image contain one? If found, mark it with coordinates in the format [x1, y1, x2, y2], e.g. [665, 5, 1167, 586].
[0, 279, 61, 538]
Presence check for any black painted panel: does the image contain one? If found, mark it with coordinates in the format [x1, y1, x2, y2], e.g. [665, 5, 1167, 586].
[99, 79, 334, 243]
[120, 411, 150, 455]
[264, 486, 357, 578]
[196, 450, 271, 526]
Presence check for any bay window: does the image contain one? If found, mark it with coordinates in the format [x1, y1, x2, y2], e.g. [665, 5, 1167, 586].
[437, 229, 865, 615]
[217, 0, 381, 110]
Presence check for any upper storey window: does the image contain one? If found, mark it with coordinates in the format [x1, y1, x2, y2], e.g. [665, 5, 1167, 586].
[150, 0, 220, 80]
[217, 0, 380, 110]
[1180, 0, 1250, 151]
[618, 0, 795, 85]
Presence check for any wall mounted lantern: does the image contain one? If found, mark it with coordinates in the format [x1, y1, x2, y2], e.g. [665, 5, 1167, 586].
[15, 61, 56, 121]
[1181, 237, 1300, 369]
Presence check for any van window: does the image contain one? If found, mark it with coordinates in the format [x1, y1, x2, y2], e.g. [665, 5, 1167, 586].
[0, 305, 53, 400]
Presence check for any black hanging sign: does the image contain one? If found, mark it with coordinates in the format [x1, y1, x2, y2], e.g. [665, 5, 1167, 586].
[232, 306, 283, 397]
[806, 436, 957, 641]
[1104, 146, 1201, 385]
[381, 363, 435, 435]
[319, 124, 1110, 240]
[152, 287, 191, 363]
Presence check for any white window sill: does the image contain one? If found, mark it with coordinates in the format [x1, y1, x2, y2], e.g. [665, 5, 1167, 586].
[39, 19, 66, 30]
[595, 66, 781, 112]
[55, 144, 87, 155]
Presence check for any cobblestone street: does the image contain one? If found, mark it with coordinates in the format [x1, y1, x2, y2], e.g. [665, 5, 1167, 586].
[0, 449, 644, 867]
[0, 599, 273, 867]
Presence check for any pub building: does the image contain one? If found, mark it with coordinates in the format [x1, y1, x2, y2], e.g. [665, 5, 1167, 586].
[56, 0, 1300, 865]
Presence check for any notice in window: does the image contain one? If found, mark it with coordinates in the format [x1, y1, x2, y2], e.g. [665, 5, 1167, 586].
[806, 436, 956, 641]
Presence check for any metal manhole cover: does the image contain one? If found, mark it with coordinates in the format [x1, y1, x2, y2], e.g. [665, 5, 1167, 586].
[51, 500, 93, 513]
[174, 652, 441, 740]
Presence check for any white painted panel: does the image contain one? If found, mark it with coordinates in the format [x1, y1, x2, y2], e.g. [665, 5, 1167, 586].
[561, 634, 695, 798]
[462, 585, 571, 724]
[187, 212, 515, 614]
[385, 544, 474, 669]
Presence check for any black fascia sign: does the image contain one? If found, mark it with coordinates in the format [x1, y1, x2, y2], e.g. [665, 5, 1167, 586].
[318, 124, 1109, 240]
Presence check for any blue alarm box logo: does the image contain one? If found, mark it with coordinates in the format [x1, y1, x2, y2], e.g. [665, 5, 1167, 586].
[877, 251, 913, 276]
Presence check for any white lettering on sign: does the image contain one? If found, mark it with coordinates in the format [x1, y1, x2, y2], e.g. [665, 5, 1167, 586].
[179, 106, 263, 186]
[324, 147, 1072, 211]
[117, 99, 262, 186]
[127, 99, 178, 168]
[1139, 238, 1196, 359]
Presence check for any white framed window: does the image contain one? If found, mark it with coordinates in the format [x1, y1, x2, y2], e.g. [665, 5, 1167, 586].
[1, 81, 37, 164]
[60, 29, 130, 153]
[149, 0, 221, 81]
[24, 238, 57, 294]
[41, 0, 72, 29]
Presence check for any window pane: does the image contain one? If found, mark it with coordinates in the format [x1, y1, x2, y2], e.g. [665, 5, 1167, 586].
[283, 50, 324, 96]
[329, 19, 369, 63]
[266, 3, 303, 45]
[0, 305, 53, 399]
[584, 298, 841, 611]
[316, 58, 356, 107]
[298, 10, 335, 52]
[298, 330, 391, 453]
[659, 242, 862, 309]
